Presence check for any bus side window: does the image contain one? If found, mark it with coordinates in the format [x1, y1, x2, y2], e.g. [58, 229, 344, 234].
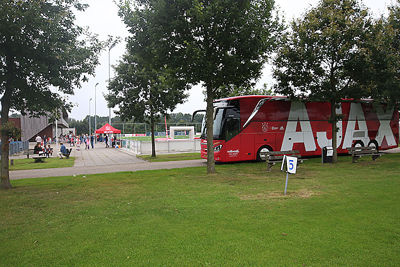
[224, 118, 241, 141]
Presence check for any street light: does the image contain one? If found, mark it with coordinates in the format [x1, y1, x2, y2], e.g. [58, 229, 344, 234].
[89, 98, 92, 135]
[108, 38, 119, 126]
[55, 109, 58, 150]
[95, 82, 99, 138]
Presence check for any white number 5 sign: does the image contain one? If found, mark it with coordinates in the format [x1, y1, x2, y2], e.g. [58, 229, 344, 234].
[280, 155, 298, 195]
[286, 156, 298, 174]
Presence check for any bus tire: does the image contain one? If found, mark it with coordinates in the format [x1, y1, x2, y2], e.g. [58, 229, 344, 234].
[353, 140, 364, 148]
[368, 140, 379, 152]
[256, 145, 273, 162]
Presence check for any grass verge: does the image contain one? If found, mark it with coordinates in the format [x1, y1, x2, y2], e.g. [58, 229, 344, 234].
[8, 157, 75, 171]
[137, 153, 201, 162]
[0, 154, 399, 266]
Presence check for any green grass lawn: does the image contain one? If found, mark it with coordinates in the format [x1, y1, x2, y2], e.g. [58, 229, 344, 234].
[8, 157, 75, 171]
[1, 154, 399, 266]
[138, 153, 201, 162]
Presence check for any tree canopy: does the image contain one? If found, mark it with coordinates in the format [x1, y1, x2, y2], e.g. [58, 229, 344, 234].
[0, 0, 102, 189]
[273, 0, 374, 162]
[107, 3, 190, 157]
[360, 0, 400, 102]
[118, 0, 281, 172]
[106, 51, 189, 157]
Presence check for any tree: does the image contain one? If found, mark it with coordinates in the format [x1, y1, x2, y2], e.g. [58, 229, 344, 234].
[227, 83, 275, 97]
[0, 1, 102, 189]
[359, 0, 400, 103]
[119, 0, 281, 173]
[273, 0, 373, 163]
[106, 44, 189, 157]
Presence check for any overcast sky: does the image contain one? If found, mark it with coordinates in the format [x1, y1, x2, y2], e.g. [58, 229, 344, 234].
[71, 0, 394, 120]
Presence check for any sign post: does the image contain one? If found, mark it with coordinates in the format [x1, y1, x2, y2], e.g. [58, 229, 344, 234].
[281, 156, 298, 195]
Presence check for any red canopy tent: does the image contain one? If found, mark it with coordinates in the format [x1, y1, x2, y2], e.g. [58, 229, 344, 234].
[95, 123, 121, 134]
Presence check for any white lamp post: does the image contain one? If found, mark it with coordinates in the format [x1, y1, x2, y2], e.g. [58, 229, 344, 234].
[55, 110, 58, 150]
[89, 98, 92, 135]
[108, 39, 119, 126]
[95, 82, 99, 140]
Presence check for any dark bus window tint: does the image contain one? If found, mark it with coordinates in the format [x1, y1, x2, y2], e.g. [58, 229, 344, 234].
[213, 108, 225, 139]
[224, 118, 241, 141]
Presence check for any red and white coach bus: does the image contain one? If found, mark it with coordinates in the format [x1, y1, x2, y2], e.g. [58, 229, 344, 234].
[194, 95, 399, 162]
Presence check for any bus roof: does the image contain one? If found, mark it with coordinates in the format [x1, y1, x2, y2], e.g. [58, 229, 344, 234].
[215, 95, 377, 103]
[215, 95, 287, 102]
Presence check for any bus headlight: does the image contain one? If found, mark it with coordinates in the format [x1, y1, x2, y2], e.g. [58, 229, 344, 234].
[214, 144, 223, 152]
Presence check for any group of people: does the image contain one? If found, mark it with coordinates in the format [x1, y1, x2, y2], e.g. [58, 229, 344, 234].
[32, 132, 119, 160]
[104, 135, 119, 148]
[35, 135, 52, 146]
[60, 134, 96, 150]
[79, 134, 95, 150]
[34, 134, 73, 159]
[33, 142, 53, 158]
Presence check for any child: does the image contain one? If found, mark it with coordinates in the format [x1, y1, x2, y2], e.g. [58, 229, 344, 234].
[76, 137, 81, 151]
[47, 145, 53, 157]
[44, 145, 53, 158]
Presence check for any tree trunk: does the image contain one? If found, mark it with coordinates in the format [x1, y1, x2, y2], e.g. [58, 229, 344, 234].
[150, 113, 156, 158]
[206, 86, 216, 174]
[0, 99, 12, 189]
[1, 53, 13, 190]
[331, 100, 338, 163]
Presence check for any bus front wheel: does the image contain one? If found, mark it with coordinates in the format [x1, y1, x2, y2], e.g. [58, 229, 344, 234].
[257, 145, 273, 162]
[353, 140, 364, 148]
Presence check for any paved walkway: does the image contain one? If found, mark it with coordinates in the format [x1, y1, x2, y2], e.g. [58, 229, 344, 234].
[8, 144, 399, 180]
[72, 144, 143, 167]
[10, 144, 206, 180]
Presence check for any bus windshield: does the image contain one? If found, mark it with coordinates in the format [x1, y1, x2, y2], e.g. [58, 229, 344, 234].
[201, 101, 241, 141]
[200, 108, 223, 139]
[213, 108, 224, 139]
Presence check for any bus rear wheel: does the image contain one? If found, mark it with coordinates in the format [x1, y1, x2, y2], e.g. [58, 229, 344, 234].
[368, 140, 379, 152]
[257, 145, 272, 161]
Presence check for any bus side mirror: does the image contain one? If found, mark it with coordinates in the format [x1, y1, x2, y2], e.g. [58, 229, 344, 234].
[192, 110, 206, 122]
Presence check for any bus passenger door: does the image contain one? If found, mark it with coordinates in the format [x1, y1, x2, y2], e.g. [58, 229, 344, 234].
[223, 117, 243, 161]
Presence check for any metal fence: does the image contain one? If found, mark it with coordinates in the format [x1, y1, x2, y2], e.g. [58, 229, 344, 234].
[121, 139, 200, 155]
[0, 141, 29, 156]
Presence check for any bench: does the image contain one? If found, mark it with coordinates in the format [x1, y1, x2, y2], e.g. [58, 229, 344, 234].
[25, 149, 46, 162]
[25, 149, 34, 158]
[347, 146, 382, 163]
[260, 150, 303, 172]
[32, 153, 47, 163]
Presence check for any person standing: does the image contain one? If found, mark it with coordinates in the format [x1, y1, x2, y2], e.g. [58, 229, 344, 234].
[35, 135, 42, 144]
[90, 134, 94, 149]
[85, 134, 89, 149]
[76, 135, 81, 151]
[104, 135, 109, 148]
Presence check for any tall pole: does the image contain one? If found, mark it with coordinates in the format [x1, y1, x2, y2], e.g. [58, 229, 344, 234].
[95, 82, 98, 141]
[108, 48, 111, 125]
[55, 110, 58, 150]
[108, 39, 118, 126]
[89, 98, 92, 135]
